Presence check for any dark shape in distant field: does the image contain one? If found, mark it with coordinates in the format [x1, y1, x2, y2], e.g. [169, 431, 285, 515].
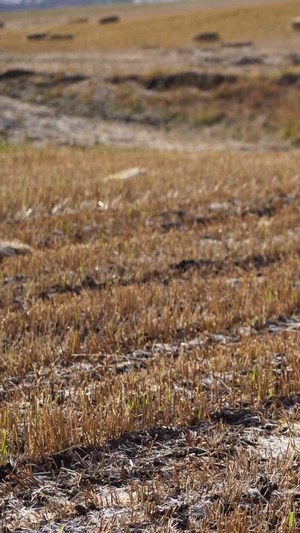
[0, 22, 5, 29]
[289, 53, 300, 65]
[27, 32, 48, 40]
[99, 15, 120, 24]
[235, 56, 262, 66]
[146, 72, 237, 91]
[277, 72, 300, 86]
[110, 71, 238, 91]
[40, 73, 89, 87]
[292, 18, 300, 31]
[0, 68, 35, 80]
[50, 34, 74, 40]
[193, 32, 220, 43]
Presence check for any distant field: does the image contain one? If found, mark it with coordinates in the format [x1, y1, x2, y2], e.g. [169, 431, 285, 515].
[0, 0, 300, 52]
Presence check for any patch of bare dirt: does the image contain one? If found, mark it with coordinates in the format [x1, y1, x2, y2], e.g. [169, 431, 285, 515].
[1, 62, 300, 148]
[0, 94, 290, 151]
[0, 94, 185, 149]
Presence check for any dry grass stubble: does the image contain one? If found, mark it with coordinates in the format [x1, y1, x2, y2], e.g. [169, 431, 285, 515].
[1, 0, 300, 52]
[0, 146, 300, 530]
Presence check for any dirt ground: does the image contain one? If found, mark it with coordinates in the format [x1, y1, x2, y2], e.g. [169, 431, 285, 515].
[1, 32, 300, 149]
[0, 92, 292, 151]
[1, 45, 300, 150]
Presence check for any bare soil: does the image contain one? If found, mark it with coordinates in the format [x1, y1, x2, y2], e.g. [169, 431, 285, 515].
[1, 40, 300, 148]
[0, 93, 292, 151]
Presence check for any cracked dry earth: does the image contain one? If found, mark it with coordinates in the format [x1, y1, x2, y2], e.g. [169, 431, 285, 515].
[1, 146, 300, 531]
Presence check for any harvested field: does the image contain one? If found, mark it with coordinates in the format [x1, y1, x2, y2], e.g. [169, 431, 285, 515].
[1, 146, 300, 531]
[1, 0, 300, 531]
[0, 0, 300, 52]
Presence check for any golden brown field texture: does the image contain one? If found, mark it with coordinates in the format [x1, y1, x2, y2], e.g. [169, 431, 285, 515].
[1, 0, 300, 52]
[0, 146, 300, 531]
